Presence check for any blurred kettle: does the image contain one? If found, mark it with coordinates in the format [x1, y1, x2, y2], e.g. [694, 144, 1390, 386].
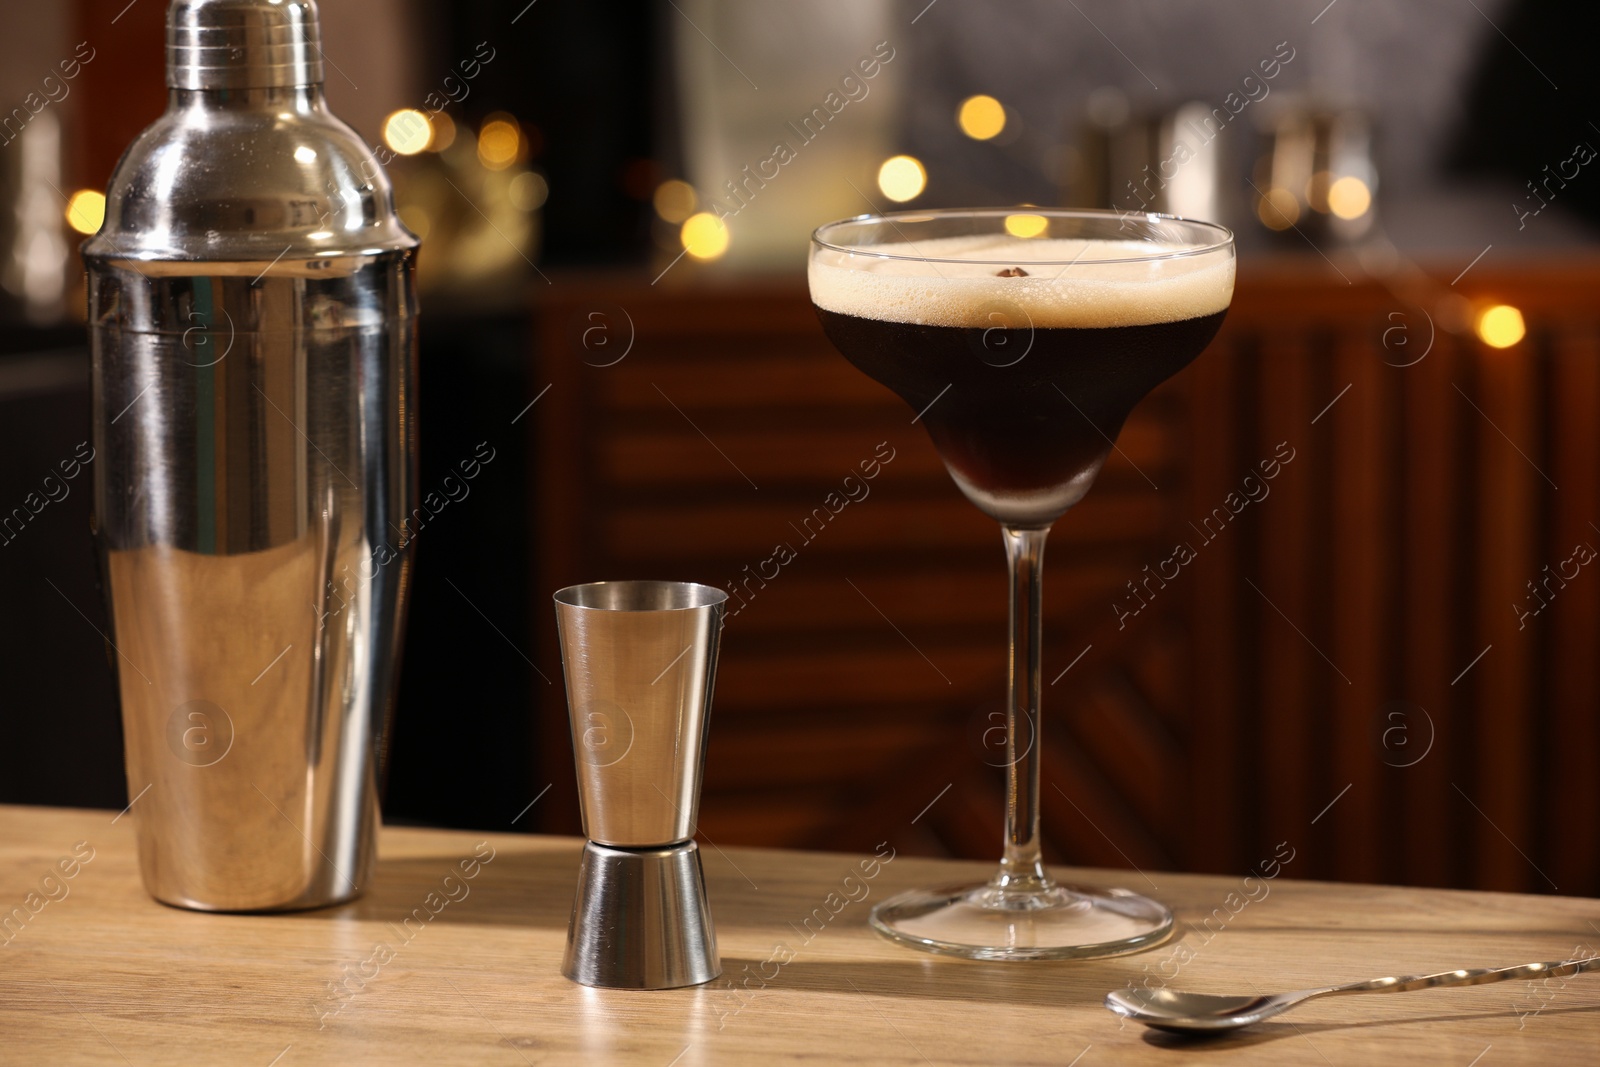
[1251, 104, 1377, 241]
[1062, 88, 1239, 228]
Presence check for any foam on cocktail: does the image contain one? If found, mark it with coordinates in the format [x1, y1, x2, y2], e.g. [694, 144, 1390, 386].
[809, 235, 1234, 330]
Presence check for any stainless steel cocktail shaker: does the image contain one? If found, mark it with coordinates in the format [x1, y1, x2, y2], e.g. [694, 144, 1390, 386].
[84, 0, 418, 911]
[554, 581, 726, 989]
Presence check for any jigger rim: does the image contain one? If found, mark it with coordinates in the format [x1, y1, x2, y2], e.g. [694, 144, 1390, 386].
[554, 580, 727, 613]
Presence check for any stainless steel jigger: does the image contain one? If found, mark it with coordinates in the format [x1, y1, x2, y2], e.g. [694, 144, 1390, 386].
[553, 581, 727, 989]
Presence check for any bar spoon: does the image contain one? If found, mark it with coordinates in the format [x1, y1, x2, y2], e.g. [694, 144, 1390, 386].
[1106, 954, 1600, 1034]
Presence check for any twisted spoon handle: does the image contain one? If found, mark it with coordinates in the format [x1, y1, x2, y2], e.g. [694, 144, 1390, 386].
[1322, 954, 1600, 998]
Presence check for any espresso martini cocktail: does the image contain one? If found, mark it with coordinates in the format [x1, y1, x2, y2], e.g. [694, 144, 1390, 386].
[810, 209, 1235, 960]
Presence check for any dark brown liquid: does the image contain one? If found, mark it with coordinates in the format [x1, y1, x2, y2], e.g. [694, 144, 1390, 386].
[815, 307, 1227, 522]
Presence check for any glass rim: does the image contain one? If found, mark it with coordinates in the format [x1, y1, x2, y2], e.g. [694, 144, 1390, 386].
[810, 207, 1235, 266]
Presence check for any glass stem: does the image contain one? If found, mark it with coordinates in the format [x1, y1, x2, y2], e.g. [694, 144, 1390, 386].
[995, 524, 1052, 893]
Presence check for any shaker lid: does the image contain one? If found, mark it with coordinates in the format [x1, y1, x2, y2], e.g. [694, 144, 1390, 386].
[168, 0, 325, 90]
[86, 0, 416, 264]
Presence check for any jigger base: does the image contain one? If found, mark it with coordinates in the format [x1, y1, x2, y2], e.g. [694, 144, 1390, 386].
[563, 840, 720, 989]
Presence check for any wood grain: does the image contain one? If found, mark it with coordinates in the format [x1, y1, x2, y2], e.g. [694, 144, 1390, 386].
[2, 806, 1596, 1065]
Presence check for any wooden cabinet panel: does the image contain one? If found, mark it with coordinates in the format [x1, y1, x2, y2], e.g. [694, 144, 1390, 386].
[531, 263, 1600, 896]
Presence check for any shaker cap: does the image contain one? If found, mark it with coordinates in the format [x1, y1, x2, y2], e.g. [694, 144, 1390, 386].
[86, 0, 415, 264]
[168, 0, 325, 90]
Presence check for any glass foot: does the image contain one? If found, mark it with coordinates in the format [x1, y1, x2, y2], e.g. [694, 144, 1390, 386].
[870, 881, 1173, 961]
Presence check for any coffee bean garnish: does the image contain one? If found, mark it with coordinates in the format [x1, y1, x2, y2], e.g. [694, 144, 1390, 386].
[996, 267, 1030, 277]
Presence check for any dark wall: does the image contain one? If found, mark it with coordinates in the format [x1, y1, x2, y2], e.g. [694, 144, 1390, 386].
[381, 313, 540, 830]
[0, 349, 126, 810]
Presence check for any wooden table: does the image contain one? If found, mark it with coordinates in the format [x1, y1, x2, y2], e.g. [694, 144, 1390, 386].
[2, 806, 1595, 1064]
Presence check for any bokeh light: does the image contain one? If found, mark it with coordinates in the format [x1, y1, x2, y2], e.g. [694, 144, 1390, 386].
[680, 212, 730, 260]
[1328, 176, 1373, 220]
[510, 171, 549, 212]
[1004, 213, 1048, 238]
[477, 117, 522, 170]
[1256, 187, 1300, 230]
[1476, 304, 1526, 349]
[383, 109, 432, 156]
[958, 95, 1006, 140]
[653, 179, 698, 224]
[65, 190, 105, 235]
[877, 155, 926, 202]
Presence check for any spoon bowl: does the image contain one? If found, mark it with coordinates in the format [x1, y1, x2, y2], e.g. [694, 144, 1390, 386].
[1104, 953, 1600, 1035]
[1105, 987, 1315, 1033]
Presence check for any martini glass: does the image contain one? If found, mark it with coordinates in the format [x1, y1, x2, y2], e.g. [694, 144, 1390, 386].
[809, 208, 1234, 960]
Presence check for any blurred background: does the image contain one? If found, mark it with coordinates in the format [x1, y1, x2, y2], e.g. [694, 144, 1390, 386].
[3, 0, 1599, 896]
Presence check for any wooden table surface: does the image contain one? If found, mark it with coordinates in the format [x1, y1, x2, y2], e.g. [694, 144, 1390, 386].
[2, 806, 1596, 1065]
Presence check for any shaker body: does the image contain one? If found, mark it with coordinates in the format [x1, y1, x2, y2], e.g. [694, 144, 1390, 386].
[89, 251, 416, 910]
